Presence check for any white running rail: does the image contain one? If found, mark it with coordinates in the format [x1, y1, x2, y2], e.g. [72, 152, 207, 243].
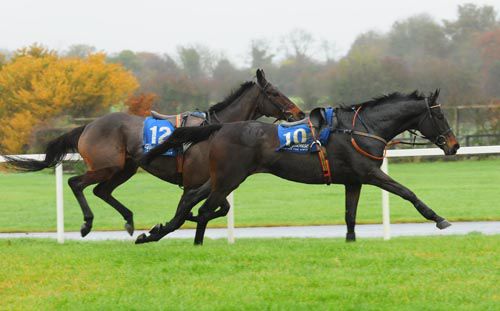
[1, 145, 500, 243]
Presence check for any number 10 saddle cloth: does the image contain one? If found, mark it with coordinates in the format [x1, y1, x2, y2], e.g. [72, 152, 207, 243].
[277, 107, 336, 154]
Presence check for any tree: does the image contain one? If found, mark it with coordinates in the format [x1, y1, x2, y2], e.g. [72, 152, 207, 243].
[65, 44, 97, 58]
[0, 52, 6, 69]
[444, 4, 498, 42]
[250, 39, 274, 70]
[126, 93, 158, 117]
[388, 14, 449, 60]
[0, 45, 138, 153]
[281, 29, 315, 61]
[108, 50, 141, 73]
[477, 28, 500, 97]
[178, 46, 203, 79]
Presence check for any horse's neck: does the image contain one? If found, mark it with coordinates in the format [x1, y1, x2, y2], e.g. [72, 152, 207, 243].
[358, 101, 426, 141]
[211, 87, 260, 122]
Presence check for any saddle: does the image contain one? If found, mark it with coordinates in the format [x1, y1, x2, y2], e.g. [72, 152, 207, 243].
[278, 107, 337, 185]
[151, 110, 208, 128]
[280, 107, 336, 133]
[149, 110, 208, 181]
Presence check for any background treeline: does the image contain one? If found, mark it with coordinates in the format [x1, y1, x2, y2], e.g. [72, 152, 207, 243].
[0, 3, 498, 153]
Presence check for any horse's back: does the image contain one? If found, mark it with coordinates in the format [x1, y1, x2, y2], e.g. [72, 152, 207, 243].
[79, 112, 144, 171]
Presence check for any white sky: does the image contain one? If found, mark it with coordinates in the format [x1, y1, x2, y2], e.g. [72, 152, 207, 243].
[1, 0, 498, 66]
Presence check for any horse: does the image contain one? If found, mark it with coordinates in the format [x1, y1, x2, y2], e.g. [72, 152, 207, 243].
[136, 89, 459, 245]
[5, 69, 305, 237]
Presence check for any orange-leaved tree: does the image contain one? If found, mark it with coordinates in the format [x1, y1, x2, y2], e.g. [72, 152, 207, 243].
[0, 44, 138, 153]
[126, 93, 158, 117]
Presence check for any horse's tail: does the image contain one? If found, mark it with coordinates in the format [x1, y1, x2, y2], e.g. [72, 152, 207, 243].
[3, 125, 86, 172]
[142, 124, 223, 164]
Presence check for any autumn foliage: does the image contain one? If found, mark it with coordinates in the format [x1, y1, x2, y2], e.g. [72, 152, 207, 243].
[126, 93, 158, 117]
[0, 45, 138, 153]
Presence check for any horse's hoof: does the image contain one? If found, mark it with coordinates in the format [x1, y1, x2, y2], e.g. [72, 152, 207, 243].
[125, 222, 134, 236]
[437, 219, 452, 230]
[135, 233, 148, 244]
[346, 232, 356, 242]
[80, 223, 92, 237]
[149, 223, 163, 235]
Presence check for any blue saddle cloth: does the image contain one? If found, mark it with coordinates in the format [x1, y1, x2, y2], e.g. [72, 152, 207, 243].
[277, 107, 335, 154]
[143, 117, 177, 156]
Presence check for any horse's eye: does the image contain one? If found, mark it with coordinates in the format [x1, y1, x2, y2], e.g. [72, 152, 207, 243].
[436, 114, 444, 120]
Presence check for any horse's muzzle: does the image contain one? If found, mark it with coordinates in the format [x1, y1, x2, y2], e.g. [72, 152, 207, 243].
[445, 143, 460, 155]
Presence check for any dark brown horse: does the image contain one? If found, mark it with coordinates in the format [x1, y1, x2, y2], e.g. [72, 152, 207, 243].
[137, 90, 459, 245]
[5, 69, 304, 237]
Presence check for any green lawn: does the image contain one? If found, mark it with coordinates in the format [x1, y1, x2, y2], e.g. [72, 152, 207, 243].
[0, 158, 499, 232]
[0, 236, 498, 310]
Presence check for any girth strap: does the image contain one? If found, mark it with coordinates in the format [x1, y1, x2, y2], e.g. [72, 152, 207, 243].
[308, 120, 332, 185]
[175, 114, 184, 178]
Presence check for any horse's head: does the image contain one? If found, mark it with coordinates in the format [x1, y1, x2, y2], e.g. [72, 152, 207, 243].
[417, 89, 459, 155]
[255, 69, 305, 122]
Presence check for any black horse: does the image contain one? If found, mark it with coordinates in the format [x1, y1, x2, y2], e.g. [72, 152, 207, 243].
[5, 69, 304, 237]
[137, 90, 459, 245]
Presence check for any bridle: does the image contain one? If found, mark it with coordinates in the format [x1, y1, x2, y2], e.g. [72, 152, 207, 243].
[256, 81, 295, 122]
[349, 99, 452, 160]
[409, 100, 452, 147]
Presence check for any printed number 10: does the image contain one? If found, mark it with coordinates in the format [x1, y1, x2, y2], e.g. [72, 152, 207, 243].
[284, 128, 307, 146]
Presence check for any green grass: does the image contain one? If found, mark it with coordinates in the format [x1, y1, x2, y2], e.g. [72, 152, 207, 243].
[0, 158, 499, 232]
[0, 235, 498, 310]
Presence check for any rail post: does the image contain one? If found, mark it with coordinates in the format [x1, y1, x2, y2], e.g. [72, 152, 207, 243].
[55, 163, 64, 244]
[381, 158, 391, 240]
[227, 192, 235, 244]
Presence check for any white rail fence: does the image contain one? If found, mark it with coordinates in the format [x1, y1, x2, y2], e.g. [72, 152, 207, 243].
[1, 145, 500, 244]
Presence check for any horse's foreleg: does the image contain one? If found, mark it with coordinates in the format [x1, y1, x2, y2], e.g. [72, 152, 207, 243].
[344, 183, 362, 242]
[366, 169, 451, 229]
[92, 160, 138, 236]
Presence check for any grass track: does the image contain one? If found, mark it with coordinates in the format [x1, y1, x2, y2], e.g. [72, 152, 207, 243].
[0, 235, 498, 310]
[0, 158, 499, 232]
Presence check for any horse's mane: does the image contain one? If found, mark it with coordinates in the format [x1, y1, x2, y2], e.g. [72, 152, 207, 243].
[340, 90, 425, 109]
[209, 81, 255, 113]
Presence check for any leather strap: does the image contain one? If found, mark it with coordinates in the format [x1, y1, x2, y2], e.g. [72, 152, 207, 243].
[351, 106, 387, 161]
[308, 120, 332, 185]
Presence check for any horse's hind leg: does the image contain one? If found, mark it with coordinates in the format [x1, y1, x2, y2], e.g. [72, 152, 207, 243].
[193, 191, 229, 245]
[186, 198, 230, 223]
[135, 181, 213, 244]
[68, 168, 117, 237]
[344, 183, 361, 242]
[93, 159, 138, 236]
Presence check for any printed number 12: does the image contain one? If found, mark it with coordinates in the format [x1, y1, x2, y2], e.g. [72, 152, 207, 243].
[150, 126, 172, 144]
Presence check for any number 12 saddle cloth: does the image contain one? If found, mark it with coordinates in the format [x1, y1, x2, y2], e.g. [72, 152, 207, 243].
[143, 110, 208, 156]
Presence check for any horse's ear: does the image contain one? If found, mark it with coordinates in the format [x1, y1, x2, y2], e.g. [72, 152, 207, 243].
[256, 69, 267, 86]
[429, 88, 440, 104]
[434, 89, 440, 99]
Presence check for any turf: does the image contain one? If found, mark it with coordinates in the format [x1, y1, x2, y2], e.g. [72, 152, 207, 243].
[0, 158, 499, 232]
[0, 235, 498, 310]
